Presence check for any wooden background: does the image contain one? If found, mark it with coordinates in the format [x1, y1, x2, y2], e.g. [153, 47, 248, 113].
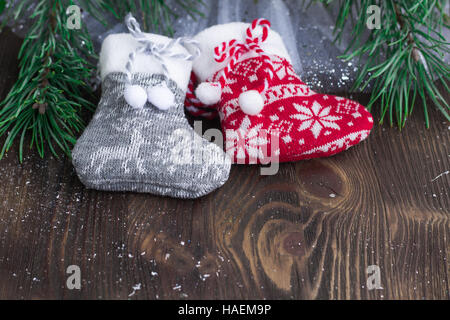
[0, 28, 448, 300]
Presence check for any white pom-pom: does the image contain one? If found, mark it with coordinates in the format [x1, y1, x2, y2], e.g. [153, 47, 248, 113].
[195, 82, 221, 105]
[124, 85, 147, 109]
[238, 90, 264, 115]
[147, 84, 175, 111]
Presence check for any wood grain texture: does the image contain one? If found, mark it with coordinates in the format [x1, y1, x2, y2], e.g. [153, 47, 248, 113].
[0, 28, 448, 300]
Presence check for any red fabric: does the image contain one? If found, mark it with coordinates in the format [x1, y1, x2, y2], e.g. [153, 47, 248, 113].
[190, 55, 374, 164]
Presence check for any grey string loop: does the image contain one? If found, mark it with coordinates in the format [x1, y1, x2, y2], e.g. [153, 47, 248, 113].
[124, 13, 201, 85]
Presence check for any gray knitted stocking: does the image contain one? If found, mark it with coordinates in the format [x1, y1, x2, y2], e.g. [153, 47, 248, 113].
[72, 72, 231, 198]
[72, 18, 231, 198]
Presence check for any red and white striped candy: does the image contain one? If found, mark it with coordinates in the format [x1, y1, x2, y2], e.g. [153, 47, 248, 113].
[214, 18, 275, 94]
[185, 19, 276, 118]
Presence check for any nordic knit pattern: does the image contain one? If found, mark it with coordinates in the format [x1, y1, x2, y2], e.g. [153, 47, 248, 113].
[72, 73, 231, 198]
[197, 54, 374, 163]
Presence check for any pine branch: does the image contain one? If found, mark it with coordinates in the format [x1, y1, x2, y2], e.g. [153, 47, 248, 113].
[0, 0, 96, 161]
[0, 0, 204, 161]
[320, 0, 450, 128]
[98, 0, 205, 35]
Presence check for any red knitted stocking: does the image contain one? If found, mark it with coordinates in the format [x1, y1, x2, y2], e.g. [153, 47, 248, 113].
[186, 19, 374, 164]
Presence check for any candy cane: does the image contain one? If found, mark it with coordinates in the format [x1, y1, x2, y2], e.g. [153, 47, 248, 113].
[214, 18, 274, 95]
[193, 19, 275, 116]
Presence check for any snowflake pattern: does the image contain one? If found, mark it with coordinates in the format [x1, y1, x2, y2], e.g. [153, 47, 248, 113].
[205, 55, 373, 164]
[291, 102, 342, 139]
[226, 116, 269, 161]
[272, 55, 298, 80]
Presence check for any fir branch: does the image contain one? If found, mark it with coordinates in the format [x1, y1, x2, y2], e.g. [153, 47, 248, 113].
[1, 0, 204, 161]
[320, 0, 450, 128]
[0, 0, 96, 161]
[99, 0, 205, 35]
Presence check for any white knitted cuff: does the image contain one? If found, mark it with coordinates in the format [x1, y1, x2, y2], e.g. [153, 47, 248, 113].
[99, 33, 193, 92]
[192, 22, 292, 82]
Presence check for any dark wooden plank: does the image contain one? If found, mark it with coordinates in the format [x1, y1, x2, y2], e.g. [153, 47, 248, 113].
[0, 28, 448, 300]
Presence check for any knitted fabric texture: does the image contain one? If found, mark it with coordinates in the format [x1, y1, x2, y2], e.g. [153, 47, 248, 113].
[72, 73, 231, 198]
[187, 21, 373, 164]
[208, 55, 373, 163]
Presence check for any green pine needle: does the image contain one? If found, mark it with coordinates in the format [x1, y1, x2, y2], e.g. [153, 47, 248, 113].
[96, 0, 205, 35]
[0, 0, 203, 161]
[0, 0, 95, 162]
[320, 0, 450, 128]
